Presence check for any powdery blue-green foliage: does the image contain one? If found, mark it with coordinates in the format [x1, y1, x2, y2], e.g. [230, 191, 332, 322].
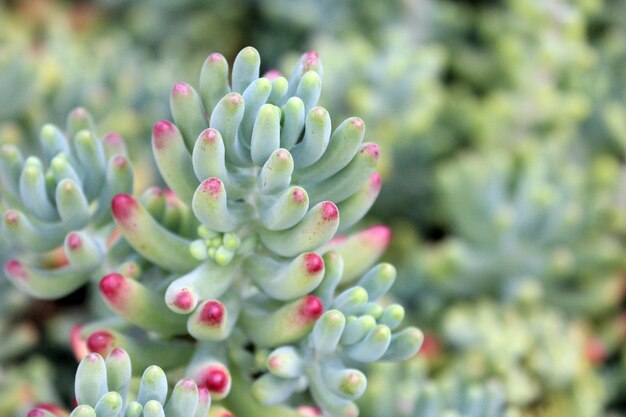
[1, 107, 133, 299]
[3, 47, 423, 417]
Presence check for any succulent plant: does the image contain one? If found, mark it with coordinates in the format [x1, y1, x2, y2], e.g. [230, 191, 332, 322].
[28, 348, 209, 417]
[1, 107, 133, 299]
[7, 46, 422, 416]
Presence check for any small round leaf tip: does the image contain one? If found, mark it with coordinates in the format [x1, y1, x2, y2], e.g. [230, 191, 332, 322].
[299, 296, 324, 321]
[304, 253, 324, 274]
[199, 300, 225, 326]
[87, 331, 115, 354]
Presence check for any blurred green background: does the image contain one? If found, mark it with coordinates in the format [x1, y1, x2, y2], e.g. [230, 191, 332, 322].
[1, 0, 626, 416]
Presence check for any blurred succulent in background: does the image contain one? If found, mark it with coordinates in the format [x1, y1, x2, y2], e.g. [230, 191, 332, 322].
[432, 0, 597, 152]
[0, 106, 136, 411]
[91, 0, 244, 64]
[254, 0, 406, 39]
[358, 358, 515, 417]
[441, 301, 607, 417]
[400, 140, 626, 319]
[0, 230, 38, 362]
[252, 0, 409, 61]
[1, 357, 61, 417]
[578, 3, 626, 156]
[0, 44, 35, 123]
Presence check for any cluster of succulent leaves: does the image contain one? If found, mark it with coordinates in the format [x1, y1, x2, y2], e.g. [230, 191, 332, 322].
[1, 45, 423, 417]
[30, 349, 210, 417]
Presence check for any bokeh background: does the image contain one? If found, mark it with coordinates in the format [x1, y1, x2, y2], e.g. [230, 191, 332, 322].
[1, 0, 626, 416]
